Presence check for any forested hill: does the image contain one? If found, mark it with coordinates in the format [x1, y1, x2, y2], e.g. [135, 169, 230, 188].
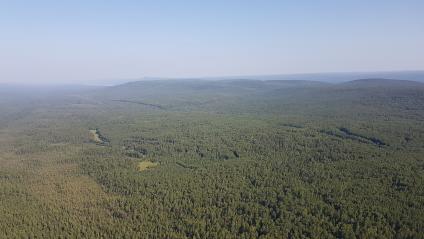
[97, 78, 424, 101]
[339, 78, 424, 88]
[87, 78, 424, 115]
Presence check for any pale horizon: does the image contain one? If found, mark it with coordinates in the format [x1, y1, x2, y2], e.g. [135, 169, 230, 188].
[1, 1, 423, 84]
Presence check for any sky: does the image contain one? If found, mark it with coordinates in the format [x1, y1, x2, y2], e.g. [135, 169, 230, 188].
[0, 0, 423, 84]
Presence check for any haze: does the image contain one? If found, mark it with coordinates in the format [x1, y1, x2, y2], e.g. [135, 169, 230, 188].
[1, 0, 423, 84]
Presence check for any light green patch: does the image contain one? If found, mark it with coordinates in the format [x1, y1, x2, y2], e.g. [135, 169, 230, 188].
[89, 129, 103, 143]
[137, 161, 158, 171]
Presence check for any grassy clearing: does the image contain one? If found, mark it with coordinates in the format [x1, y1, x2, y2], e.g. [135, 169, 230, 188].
[89, 129, 103, 143]
[137, 161, 158, 171]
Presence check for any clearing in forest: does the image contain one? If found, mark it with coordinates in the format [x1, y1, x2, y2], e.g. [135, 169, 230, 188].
[138, 161, 158, 171]
[89, 129, 103, 144]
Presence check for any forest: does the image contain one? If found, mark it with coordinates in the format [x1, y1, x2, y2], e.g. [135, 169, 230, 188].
[0, 79, 423, 238]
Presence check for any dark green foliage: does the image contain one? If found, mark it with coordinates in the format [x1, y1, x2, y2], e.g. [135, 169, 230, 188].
[0, 79, 423, 238]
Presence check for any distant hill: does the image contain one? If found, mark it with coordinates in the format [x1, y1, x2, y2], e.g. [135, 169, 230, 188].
[207, 71, 424, 83]
[114, 70, 424, 85]
[340, 78, 424, 88]
[81, 78, 424, 115]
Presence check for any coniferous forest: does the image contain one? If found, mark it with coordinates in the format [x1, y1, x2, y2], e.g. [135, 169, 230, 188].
[0, 79, 423, 238]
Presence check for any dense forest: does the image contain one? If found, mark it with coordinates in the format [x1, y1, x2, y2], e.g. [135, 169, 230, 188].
[0, 79, 423, 238]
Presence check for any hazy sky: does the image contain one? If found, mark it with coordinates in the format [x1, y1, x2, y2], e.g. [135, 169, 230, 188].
[1, 0, 423, 84]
